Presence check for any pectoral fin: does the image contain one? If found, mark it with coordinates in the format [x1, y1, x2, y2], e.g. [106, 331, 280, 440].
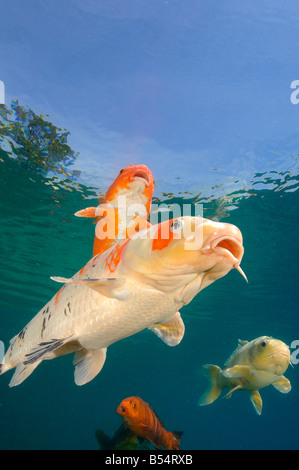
[24, 336, 74, 365]
[250, 390, 263, 415]
[9, 361, 41, 387]
[73, 348, 107, 385]
[223, 385, 242, 399]
[51, 276, 128, 300]
[222, 365, 253, 380]
[74, 207, 97, 218]
[272, 376, 291, 394]
[140, 423, 151, 431]
[148, 311, 185, 346]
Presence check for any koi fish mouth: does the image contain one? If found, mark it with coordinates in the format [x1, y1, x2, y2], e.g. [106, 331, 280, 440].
[117, 404, 126, 414]
[201, 231, 247, 282]
[266, 351, 291, 361]
[131, 170, 151, 186]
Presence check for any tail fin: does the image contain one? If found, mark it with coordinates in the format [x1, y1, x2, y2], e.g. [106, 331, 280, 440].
[171, 431, 183, 450]
[95, 429, 112, 450]
[198, 364, 222, 406]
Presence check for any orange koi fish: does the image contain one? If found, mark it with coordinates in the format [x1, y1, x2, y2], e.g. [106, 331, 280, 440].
[0, 216, 246, 387]
[117, 396, 183, 450]
[75, 164, 155, 256]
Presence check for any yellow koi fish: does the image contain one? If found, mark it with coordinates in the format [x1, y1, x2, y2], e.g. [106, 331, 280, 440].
[199, 336, 291, 415]
[0, 216, 245, 388]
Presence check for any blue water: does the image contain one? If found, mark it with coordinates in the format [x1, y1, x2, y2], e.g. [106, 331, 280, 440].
[0, 1, 299, 450]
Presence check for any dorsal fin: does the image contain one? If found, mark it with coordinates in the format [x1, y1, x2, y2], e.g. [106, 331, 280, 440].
[147, 403, 165, 429]
[50, 276, 128, 301]
[224, 339, 248, 366]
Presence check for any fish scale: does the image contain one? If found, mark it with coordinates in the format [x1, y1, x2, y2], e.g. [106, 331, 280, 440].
[2, 248, 176, 370]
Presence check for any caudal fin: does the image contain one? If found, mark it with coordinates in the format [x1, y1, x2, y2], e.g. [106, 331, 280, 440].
[95, 429, 112, 450]
[198, 364, 222, 406]
[171, 431, 183, 450]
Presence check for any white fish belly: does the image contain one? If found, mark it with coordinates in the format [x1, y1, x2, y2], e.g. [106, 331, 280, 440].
[72, 281, 177, 350]
[4, 276, 177, 367]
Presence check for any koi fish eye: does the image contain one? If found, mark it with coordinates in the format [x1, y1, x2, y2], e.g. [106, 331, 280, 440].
[119, 168, 124, 174]
[261, 340, 267, 347]
[170, 219, 184, 233]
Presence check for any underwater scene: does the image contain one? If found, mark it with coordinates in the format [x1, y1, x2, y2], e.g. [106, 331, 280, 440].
[0, 1, 298, 451]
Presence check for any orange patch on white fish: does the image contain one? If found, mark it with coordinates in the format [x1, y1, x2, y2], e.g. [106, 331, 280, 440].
[105, 238, 130, 273]
[54, 286, 64, 305]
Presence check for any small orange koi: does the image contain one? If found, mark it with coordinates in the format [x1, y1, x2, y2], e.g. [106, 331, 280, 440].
[117, 396, 183, 450]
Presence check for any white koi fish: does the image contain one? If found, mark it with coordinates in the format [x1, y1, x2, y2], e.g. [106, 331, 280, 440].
[0, 216, 246, 387]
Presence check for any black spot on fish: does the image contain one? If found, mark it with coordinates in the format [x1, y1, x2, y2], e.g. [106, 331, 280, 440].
[24, 337, 72, 365]
[91, 255, 100, 267]
[67, 302, 71, 314]
[18, 326, 27, 341]
[64, 307, 67, 317]
[48, 313, 51, 321]
[41, 317, 46, 339]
